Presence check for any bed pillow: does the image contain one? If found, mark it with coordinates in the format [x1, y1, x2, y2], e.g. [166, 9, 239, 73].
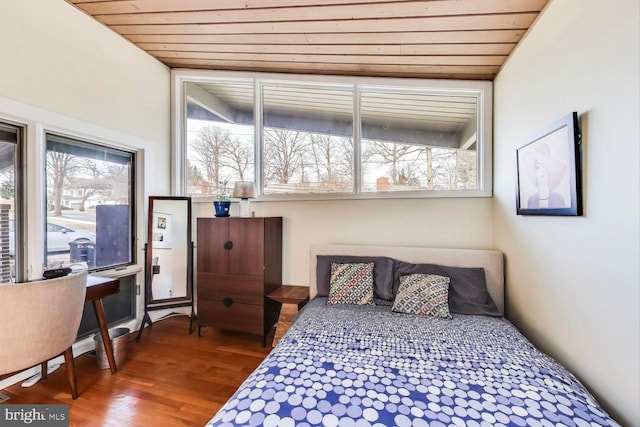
[392, 274, 451, 318]
[393, 261, 500, 316]
[327, 262, 375, 306]
[317, 256, 394, 300]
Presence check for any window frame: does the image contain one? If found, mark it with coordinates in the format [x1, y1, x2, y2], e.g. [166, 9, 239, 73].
[0, 120, 25, 283]
[43, 131, 137, 272]
[172, 69, 492, 200]
[259, 79, 356, 196]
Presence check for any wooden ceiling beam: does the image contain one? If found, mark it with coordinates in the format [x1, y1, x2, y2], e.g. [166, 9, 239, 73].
[69, 0, 448, 14]
[110, 14, 538, 35]
[88, 1, 547, 25]
[164, 58, 498, 75]
[137, 43, 515, 56]
[124, 30, 526, 45]
[153, 51, 506, 66]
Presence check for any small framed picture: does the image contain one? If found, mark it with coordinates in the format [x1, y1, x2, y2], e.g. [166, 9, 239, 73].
[516, 112, 582, 216]
[151, 212, 172, 248]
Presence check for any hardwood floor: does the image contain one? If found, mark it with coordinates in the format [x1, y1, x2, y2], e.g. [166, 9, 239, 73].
[1, 316, 272, 426]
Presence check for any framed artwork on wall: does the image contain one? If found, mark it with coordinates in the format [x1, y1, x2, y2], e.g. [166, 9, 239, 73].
[516, 112, 582, 216]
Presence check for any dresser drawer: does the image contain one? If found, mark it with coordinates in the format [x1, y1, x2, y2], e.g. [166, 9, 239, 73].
[198, 298, 263, 335]
[197, 273, 263, 304]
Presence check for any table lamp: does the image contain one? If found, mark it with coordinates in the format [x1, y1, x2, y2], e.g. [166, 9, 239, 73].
[232, 181, 256, 217]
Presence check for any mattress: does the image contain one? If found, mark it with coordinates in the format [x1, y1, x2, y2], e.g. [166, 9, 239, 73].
[207, 298, 618, 426]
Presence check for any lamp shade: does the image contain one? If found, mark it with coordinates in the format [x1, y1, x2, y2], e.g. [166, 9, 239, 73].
[232, 181, 256, 199]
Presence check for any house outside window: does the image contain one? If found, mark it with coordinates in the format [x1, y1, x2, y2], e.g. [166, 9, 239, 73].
[173, 71, 492, 199]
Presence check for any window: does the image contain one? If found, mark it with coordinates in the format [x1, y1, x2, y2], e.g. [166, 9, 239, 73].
[45, 133, 135, 270]
[360, 88, 479, 193]
[185, 79, 254, 197]
[263, 83, 354, 194]
[0, 122, 23, 283]
[174, 71, 491, 199]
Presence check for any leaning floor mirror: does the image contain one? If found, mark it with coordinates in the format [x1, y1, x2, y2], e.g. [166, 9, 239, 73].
[136, 196, 194, 342]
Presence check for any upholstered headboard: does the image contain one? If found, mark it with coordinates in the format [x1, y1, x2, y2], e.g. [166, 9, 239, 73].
[309, 244, 505, 316]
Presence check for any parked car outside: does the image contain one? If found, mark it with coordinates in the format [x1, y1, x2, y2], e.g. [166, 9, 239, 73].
[7, 220, 96, 254]
[46, 222, 96, 253]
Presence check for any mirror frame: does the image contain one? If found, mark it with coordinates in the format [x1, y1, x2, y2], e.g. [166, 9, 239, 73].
[145, 196, 193, 306]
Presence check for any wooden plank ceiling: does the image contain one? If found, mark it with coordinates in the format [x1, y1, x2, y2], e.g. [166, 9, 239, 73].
[66, 0, 549, 80]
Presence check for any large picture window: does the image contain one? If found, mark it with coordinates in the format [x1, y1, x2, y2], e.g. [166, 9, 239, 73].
[45, 133, 135, 270]
[175, 71, 491, 199]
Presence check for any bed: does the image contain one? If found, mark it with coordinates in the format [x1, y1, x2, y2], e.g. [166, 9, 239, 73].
[207, 245, 618, 427]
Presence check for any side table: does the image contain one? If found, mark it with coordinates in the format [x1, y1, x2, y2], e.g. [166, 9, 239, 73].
[267, 285, 310, 347]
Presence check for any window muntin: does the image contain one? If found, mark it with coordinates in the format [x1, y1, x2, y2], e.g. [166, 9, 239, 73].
[175, 71, 491, 199]
[360, 89, 478, 193]
[185, 79, 255, 197]
[45, 133, 135, 270]
[262, 83, 354, 194]
[0, 123, 22, 283]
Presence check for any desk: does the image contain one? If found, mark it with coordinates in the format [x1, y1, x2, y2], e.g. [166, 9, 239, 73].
[267, 285, 309, 347]
[87, 276, 121, 374]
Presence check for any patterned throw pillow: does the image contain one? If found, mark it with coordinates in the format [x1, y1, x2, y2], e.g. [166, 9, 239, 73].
[392, 274, 451, 318]
[327, 262, 375, 306]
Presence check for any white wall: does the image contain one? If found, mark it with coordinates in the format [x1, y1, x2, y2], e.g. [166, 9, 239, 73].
[195, 197, 494, 286]
[0, 0, 171, 196]
[493, 1, 639, 425]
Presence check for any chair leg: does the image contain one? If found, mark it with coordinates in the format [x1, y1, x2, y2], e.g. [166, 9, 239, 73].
[41, 362, 48, 380]
[63, 347, 79, 399]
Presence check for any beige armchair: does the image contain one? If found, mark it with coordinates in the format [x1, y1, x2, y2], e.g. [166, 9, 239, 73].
[0, 271, 87, 399]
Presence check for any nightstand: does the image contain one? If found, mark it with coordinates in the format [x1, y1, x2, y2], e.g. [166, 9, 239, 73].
[267, 285, 310, 347]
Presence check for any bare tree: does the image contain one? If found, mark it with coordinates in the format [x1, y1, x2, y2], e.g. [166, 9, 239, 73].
[419, 146, 479, 190]
[186, 159, 205, 191]
[69, 177, 111, 211]
[103, 164, 130, 203]
[69, 160, 111, 211]
[425, 147, 434, 190]
[454, 149, 477, 190]
[338, 138, 355, 182]
[396, 166, 421, 187]
[47, 152, 81, 216]
[223, 136, 252, 181]
[189, 126, 231, 194]
[308, 134, 353, 187]
[263, 128, 307, 184]
[425, 147, 456, 190]
[428, 148, 458, 190]
[363, 141, 423, 185]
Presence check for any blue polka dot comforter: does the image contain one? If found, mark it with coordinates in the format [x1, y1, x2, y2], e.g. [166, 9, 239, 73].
[207, 298, 619, 427]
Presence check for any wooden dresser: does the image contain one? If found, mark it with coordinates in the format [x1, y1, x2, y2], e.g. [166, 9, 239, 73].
[196, 217, 282, 346]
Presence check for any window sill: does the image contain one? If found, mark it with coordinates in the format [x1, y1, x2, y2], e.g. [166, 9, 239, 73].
[190, 189, 492, 204]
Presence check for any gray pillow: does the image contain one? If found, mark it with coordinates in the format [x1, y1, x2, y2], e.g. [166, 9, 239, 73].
[317, 255, 394, 300]
[392, 261, 500, 316]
